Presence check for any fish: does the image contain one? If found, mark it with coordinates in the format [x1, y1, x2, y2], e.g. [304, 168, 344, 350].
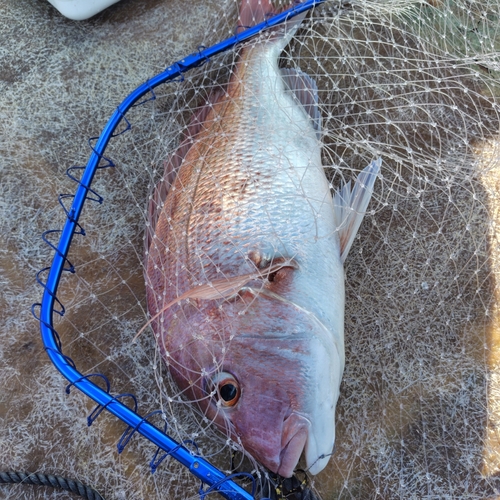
[144, 0, 380, 478]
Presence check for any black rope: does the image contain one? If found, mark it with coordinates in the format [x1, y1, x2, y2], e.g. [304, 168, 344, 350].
[229, 450, 322, 500]
[0, 471, 105, 500]
[255, 470, 322, 500]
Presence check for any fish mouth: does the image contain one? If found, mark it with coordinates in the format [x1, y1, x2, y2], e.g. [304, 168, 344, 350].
[304, 432, 331, 476]
[276, 412, 311, 478]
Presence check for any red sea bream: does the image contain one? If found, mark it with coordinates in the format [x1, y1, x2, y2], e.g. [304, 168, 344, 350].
[145, 0, 380, 478]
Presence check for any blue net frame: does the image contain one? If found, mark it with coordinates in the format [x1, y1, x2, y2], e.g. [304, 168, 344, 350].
[31, 1, 326, 499]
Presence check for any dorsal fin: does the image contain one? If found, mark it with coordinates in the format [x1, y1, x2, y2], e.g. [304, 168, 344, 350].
[281, 67, 321, 139]
[334, 158, 381, 263]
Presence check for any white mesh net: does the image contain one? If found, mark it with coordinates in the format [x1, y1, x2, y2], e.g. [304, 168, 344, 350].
[2, 0, 500, 498]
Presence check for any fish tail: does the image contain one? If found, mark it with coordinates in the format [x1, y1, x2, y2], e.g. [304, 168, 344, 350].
[238, 0, 279, 28]
[238, 0, 307, 48]
[334, 158, 381, 263]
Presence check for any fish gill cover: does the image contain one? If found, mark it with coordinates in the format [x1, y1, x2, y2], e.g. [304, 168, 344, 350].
[2, 0, 500, 498]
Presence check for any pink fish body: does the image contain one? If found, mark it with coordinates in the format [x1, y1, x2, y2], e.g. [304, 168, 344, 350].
[145, 0, 380, 478]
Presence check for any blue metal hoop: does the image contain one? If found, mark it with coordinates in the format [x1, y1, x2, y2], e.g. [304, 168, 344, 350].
[34, 1, 325, 499]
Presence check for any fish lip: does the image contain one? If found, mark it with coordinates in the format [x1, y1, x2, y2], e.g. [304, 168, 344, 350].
[304, 436, 331, 475]
[276, 412, 311, 478]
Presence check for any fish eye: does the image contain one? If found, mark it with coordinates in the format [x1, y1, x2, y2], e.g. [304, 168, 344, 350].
[208, 371, 241, 408]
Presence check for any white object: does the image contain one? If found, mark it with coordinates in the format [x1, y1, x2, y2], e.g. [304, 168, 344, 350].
[47, 0, 123, 20]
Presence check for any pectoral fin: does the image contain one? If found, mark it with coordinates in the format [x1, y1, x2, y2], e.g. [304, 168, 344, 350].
[334, 158, 381, 263]
[136, 260, 295, 342]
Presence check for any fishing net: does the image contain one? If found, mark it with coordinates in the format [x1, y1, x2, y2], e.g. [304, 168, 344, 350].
[3, 0, 500, 498]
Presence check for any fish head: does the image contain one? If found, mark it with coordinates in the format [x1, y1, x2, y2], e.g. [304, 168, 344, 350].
[161, 287, 342, 478]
